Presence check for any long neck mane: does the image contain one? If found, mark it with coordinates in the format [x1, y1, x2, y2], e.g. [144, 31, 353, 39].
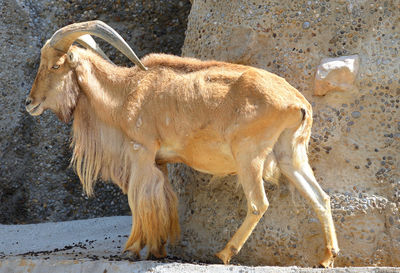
[70, 50, 140, 195]
[71, 96, 133, 195]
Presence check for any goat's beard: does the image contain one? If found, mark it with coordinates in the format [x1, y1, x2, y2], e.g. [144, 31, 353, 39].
[56, 104, 75, 123]
[55, 72, 80, 123]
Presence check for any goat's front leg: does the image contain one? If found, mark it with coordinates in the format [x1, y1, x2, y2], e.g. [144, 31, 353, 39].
[216, 153, 269, 264]
[124, 148, 179, 259]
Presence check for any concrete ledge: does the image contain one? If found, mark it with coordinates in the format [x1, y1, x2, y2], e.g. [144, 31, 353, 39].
[0, 216, 131, 257]
[1, 217, 399, 272]
[1, 258, 399, 273]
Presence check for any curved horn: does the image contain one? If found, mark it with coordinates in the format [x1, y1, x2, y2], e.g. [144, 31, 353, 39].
[49, 20, 147, 71]
[75, 34, 113, 64]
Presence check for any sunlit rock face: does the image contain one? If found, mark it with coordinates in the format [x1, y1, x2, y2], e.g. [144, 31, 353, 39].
[169, 0, 400, 267]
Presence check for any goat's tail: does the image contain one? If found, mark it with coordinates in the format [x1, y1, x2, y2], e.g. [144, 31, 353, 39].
[263, 106, 312, 184]
[291, 106, 313, 169]
[124, 163, 180, 257]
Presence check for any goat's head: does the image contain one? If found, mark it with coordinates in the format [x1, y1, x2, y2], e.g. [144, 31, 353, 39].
[26, 20, 147, 123]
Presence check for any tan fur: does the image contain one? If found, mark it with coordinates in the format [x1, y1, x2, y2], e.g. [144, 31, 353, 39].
[26, 41, 338, 266]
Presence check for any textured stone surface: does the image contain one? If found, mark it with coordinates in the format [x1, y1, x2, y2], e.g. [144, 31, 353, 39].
[170, 0, 400, 267]
[0, 0, 191, 224]
[314, 55, 360, 96]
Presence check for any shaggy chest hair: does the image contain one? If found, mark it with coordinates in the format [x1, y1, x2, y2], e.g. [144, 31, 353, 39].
[71, 96, 132, 195]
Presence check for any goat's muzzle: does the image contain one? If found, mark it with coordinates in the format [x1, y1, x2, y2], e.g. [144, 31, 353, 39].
[25, 96, 43, 116]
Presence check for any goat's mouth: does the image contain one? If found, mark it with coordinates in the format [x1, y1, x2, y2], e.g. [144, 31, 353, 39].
[26, 102, 43, 116]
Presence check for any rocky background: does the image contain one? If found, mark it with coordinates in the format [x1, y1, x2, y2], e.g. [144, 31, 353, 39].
[0, 0, 191, 224]
[168, 0, 400, 267]
[0, 0, 399, 268]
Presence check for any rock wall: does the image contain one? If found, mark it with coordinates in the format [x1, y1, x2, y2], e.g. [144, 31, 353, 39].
[0, 0, 191, 224]
[169, 0, 400, 267]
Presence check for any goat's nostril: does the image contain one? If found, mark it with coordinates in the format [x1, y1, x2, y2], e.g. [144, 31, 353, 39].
[25, 98, 32, 106]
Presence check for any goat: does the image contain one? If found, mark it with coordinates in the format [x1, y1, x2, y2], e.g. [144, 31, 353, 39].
[26, 20, 339, 267]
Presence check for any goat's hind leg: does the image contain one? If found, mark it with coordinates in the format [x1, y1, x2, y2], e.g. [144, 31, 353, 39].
[276, 137, 339, 267]
[216, 149, 270, 264]
[300, 163, 339, 267]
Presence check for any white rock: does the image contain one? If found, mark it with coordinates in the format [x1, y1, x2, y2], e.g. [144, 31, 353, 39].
[314, 55, 360, 96]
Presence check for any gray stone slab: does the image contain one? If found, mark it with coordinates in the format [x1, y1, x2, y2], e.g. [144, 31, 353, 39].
[0, 216, 131, 256]
[0, 217, 399, 272]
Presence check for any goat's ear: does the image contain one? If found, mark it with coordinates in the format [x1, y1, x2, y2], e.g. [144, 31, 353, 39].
[67, 50, 78, 68]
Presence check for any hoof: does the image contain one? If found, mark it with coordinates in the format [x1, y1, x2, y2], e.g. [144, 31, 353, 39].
[216, 251, 230, 265]
[121, 250, 140, 260]
[319, 247, 339, 268]
[147, 244, 167, 260]
[319, 259, 334, 268]
[123, 240, 144, 259]
[216, 245, 237, 265]
[147, 251, 167, 260]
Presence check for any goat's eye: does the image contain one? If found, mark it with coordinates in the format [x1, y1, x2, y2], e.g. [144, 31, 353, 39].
[52, 64, 60, 69]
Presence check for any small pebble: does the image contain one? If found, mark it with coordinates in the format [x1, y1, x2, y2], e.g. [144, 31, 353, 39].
[351, 111, 361, 118]
[302, 21, 310, 29]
